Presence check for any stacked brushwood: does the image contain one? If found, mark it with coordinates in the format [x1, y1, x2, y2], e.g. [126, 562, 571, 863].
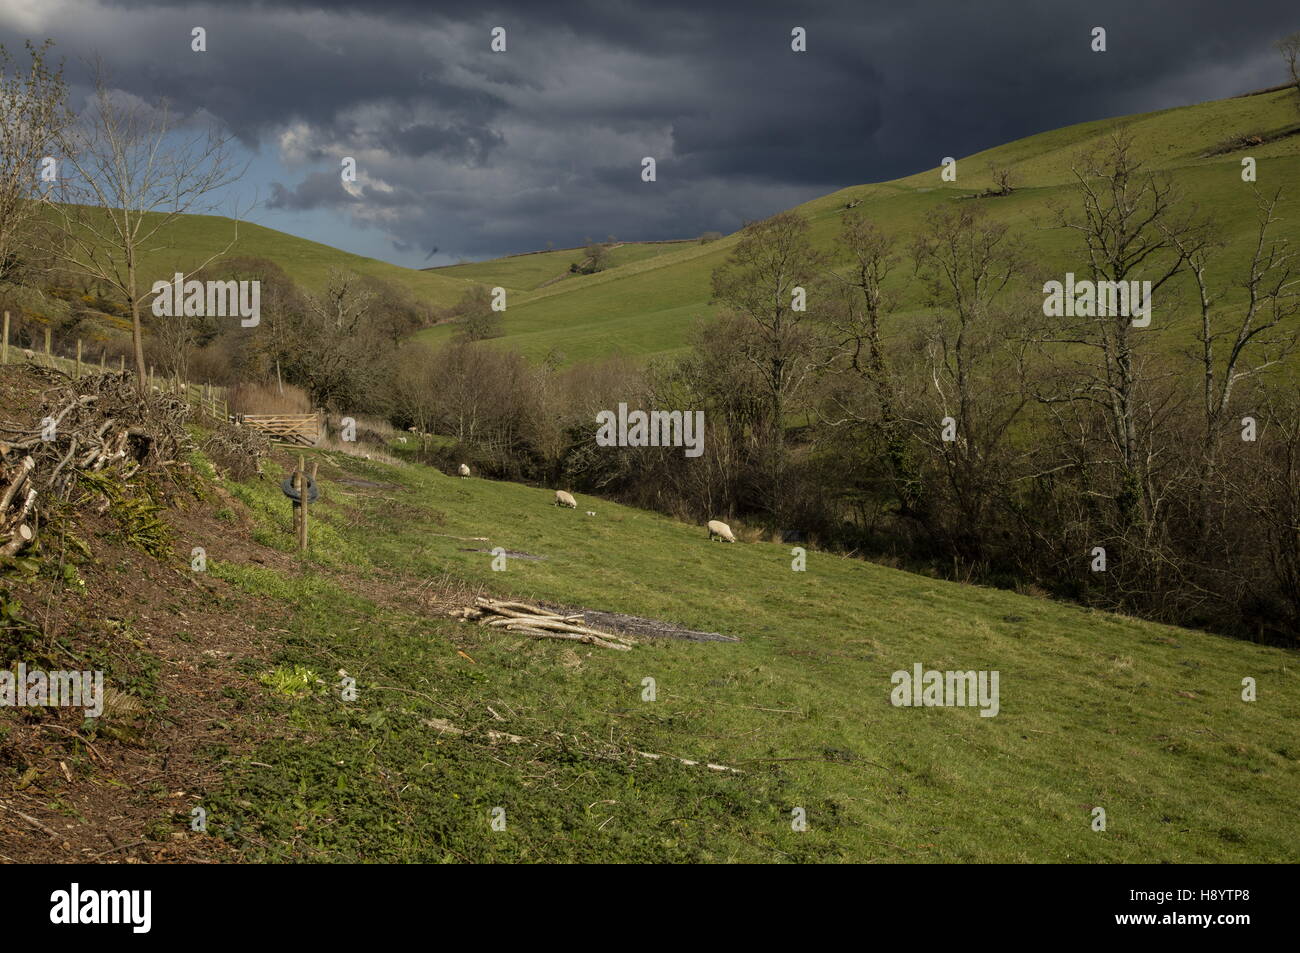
[202, 419, 271, 480]
[0, 368, 194, 559]
[454, 597, 638, 651]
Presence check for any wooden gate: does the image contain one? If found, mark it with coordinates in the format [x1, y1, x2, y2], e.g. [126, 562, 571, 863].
[241, 414, 321, 446]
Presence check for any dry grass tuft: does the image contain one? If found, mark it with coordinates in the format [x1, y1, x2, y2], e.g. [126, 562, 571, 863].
[229, 381, 312, 416]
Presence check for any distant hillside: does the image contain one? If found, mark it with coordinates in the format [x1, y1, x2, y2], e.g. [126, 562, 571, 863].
[426, 240, 696, 292]
[34, 87, 1300, 367]
[36, 207, 473, 310]
[412, 87, 1300, 366]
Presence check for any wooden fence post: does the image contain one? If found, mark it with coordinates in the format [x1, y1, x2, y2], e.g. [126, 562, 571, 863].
[99, 351, 106, 374]
[297, 454, 309, 554]
[75, 339, 82, 379]
[44, 328, 51, 367]
[2, 311, 9, 365]
[119, 354, 125, 374]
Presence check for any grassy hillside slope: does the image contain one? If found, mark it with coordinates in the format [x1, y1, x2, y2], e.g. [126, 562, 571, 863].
[427, 240, 695, 293]
[41, 89, 1298, 367]
[3, 359, 1292, 863]
[202, 445, 1299, 862]
[413, 88, 1300, 365]
[43, 208, 472, 308]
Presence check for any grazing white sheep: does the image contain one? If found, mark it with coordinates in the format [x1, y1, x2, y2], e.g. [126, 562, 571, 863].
[707, 519, 736, 543]
[554, 490, 577, 508]
[458, 463, 471, 479]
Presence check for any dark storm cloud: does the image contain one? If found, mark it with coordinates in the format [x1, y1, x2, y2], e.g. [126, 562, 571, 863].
[265, 171, 348, 211]
[3, 0, 1297, 262]
[390, 120, 505, 162]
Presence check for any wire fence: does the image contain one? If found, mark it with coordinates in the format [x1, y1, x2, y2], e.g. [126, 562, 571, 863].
[1, 310, 231, 424]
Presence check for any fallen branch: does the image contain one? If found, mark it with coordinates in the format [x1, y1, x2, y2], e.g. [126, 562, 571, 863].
[0, 803, 59, 839]
[509, 625, 632, 651]
[634, 750, 741, 773]
[419, 718, 740, 773]
[461, 597, 638, 650]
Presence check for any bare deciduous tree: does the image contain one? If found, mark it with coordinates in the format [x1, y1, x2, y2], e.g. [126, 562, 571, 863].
[1278, 31, 1300, 112]
[711, 214, 824, 437]
[1043, 130, 1207, 527]
[912, 204, 1026, 456]
[151, 303, 203, 383]
[584, 240, 608, 272]
[0, 40, 68, 287]
[827, 213, 897, 418]
[986, 162, 1015, 196]
[910, 203, 1030, 556]
[822, 213, 920, 512]
[1165, 187, 1300, 534]
[710, 212, 826, 517]
[452, 284, 502, 340]
[283, 267, 381, 409]
[45, 64, 245, 388]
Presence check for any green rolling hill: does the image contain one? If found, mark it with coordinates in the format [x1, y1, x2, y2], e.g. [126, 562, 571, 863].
[427, 240, 696, 293]
[33, 86, 1300, 367]
[410, 86, 1300, 365]
[42, 208, 474, 309]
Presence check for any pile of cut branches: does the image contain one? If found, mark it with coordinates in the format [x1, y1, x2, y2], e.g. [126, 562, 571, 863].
[0, 368, 194, 559]
[453, 597, 637, 651]
[202, 421, 270, 480]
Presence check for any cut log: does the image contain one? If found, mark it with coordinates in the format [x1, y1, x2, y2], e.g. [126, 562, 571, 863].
[0, 455, 34, 512]
[12, 486, 36, 524]
[0, 523, 34, 557]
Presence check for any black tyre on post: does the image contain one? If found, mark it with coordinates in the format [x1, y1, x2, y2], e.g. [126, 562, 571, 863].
[281, 474, 319, 504]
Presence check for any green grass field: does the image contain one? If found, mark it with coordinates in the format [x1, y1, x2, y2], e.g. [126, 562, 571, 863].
[201, 447, 1299, 862]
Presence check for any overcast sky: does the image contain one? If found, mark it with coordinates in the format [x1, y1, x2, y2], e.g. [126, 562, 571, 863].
[2, 0, 1297, 267]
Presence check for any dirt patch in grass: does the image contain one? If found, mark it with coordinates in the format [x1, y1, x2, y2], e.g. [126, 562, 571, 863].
[539, 602, 740, 643]
[459, 547, 547, 560]
[335, 476, 403, 491]
[0, 499, 292, 863]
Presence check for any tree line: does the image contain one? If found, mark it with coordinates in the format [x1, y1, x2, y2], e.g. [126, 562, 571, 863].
[403, 133, 1299, 646]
